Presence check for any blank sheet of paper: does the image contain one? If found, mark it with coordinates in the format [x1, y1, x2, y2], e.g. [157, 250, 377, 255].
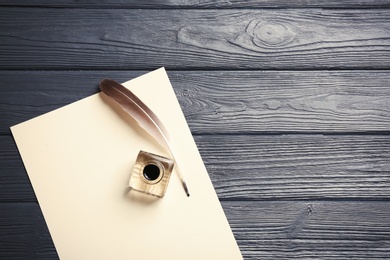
[11, 68, 242, 260]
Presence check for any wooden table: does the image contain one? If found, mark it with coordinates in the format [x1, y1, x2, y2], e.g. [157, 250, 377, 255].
[1, 1, 390, 259]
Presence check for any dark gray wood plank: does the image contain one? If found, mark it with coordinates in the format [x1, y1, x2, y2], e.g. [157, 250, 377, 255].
[0, 202, 57, 259]
[1, 70, 389, 135]
[225, 201, 390, 259]
[1, 0, 389, 8]
[1, 201, 390, 259]
[0, 136, 36, 202]
[200, 134, 390, 200]
[2, 134, 389, 202]
[0, 71, 145, 135]
[1, 8, 390, 70]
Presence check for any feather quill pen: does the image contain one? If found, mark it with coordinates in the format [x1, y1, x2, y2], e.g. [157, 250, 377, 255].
[99, 79, 190, 197]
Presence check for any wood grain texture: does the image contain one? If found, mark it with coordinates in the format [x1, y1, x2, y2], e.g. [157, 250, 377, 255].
[1, 201, 390, 259]
[225, 201, 390, 259]
[0, 203, 57, 259]
[1, 70, 389, 135]
[2, 134, 389, 202]
[198, 135, 390, 200]
[1, 0, 390, 8]
[1, 8, 390, 70]
[0, 136, 36, 202]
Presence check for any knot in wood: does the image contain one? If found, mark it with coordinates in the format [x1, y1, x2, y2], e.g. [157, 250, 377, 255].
[265, 100, 282, 110]
[251, 20, 295, 47]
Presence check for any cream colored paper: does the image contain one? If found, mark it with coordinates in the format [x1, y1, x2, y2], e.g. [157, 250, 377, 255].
[11, 68, 242, 260]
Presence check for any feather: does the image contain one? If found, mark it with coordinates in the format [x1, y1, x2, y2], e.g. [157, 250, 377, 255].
[99, 79, 190, 197]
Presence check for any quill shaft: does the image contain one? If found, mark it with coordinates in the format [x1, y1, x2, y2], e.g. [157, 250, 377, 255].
[99, 79, 190, 197]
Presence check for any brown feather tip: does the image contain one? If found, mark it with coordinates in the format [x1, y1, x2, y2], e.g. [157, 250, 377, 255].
[182, 181, 190, 197]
